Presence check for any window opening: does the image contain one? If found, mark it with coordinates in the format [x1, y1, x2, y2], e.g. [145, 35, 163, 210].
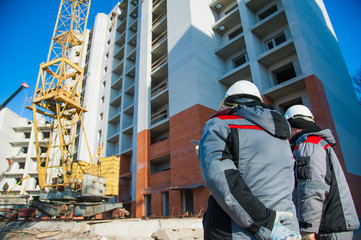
[225, 4, 237, 15]
[233, 53, 248, 68]
[19, 162, 25, 169]
[266, 32, 286, 50]
[182, 189, 194, 215]
[145, 194, 152, 217]
[163, 192, 169, 216]
[228, 27, 243, 40]
[273, 62, 296, 84]
[258, 4, 278, 20]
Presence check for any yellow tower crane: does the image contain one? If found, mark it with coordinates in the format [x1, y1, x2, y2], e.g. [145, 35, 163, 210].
[29, 0, 124, 218]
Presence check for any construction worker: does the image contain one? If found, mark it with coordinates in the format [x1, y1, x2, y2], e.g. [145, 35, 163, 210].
[285, 105, 360, 240]
[198, 80, 301, 240]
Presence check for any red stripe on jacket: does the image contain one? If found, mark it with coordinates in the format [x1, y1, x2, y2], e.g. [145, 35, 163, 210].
[228, 124, 263, 130]
[216, 115, 244, 120]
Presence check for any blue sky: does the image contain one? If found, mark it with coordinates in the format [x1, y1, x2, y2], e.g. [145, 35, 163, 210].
[0, 0, 360, 120]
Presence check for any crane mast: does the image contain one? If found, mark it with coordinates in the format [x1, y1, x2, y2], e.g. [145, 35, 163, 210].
[31, 0, 92, 192]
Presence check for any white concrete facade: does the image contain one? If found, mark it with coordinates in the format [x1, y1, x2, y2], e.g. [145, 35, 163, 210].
[0, 108, 41, 196]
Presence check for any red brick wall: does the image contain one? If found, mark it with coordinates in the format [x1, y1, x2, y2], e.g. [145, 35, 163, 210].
[152, 192, 163, 217]
[169, 190, 182, 216]
[149, 170, 171, 187]
[134, 105, 216, 218]
[305, 75, 361, 215]
[169, 104, 215, 187]
[150, 138, 170, 160]
[193, 187, 209, 217]
[135, 129, 150, 218]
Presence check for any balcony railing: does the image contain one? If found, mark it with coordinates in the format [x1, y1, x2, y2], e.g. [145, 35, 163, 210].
[153, 0, 163, 9]
[152, 11, 167, 27]
[151, 108, 168, 125]
[151, 54, 168, 71]
[151, 79, 168, 97]
[152, 31, 167, 48]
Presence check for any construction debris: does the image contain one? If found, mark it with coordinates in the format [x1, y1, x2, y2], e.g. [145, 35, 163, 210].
[0, 217, 203, 240]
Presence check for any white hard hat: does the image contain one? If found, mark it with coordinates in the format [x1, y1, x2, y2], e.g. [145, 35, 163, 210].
[284, 105, 314, 121]
[219, 80, 262, 109]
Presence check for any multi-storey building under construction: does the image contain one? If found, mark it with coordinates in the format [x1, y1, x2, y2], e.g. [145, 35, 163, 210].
[1, 0, 360, 219]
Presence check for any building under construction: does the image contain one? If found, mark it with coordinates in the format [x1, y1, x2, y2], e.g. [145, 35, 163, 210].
[1, 0, 361, 219]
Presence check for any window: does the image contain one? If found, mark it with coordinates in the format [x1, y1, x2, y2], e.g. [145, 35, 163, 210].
[145, 194, 151, 217]
[228, 27, 243, 40]
[22, 147, 28, 154]
[258, 4, 278, 20]
[266, 32, 286, 50]
[98, 130, 102, 142]
[233, 53, 248, 68]
[43, 132, 50, 139]
[24, 132, 31, 139]
[34, 178, 39, 188]
[272, 62, 296, 84]
[15, 178, 21, 184]
[182, 189, 194, 215]
[40, 146, 48, 154]
[19, 162, 25, 169]
[163, 192, 169, 216]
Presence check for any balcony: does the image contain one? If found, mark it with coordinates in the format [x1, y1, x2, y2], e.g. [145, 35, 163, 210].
[115, 31, 126, 47]
[130, 6, 138, 19]
[263, 75, 307, 100]
[245, 0, 274, 13]
[111, 75, 123, 89]
[126, 66, 136, 79]
[152, 35, 167, 59]
[151, 79, 168, 98]
[150, 120, 169, 144]
[153, 0, 166, 12]
[127, 49, 137, 62]
[108, 110, 121, 124]
[152, 31, 167, 49]
[257, 39, 296, 67]
[152, 54, 168, 72]
[107, 132, 120, 143]
[112, 60, 124, 75]
[151, 108, 168, 126]
[218, 63, 252, 87]
[116, 18, 127, 34]
[212, 7, 240, 34]
[251, 9, 287, 38]
[110, 91, 122, 106]
[114, 45, 125, 60]
[215, 34, 245, 59]
[9, 139, 30, 147]
[151, 64, 168, 87]
[152, 16, 167, 40]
